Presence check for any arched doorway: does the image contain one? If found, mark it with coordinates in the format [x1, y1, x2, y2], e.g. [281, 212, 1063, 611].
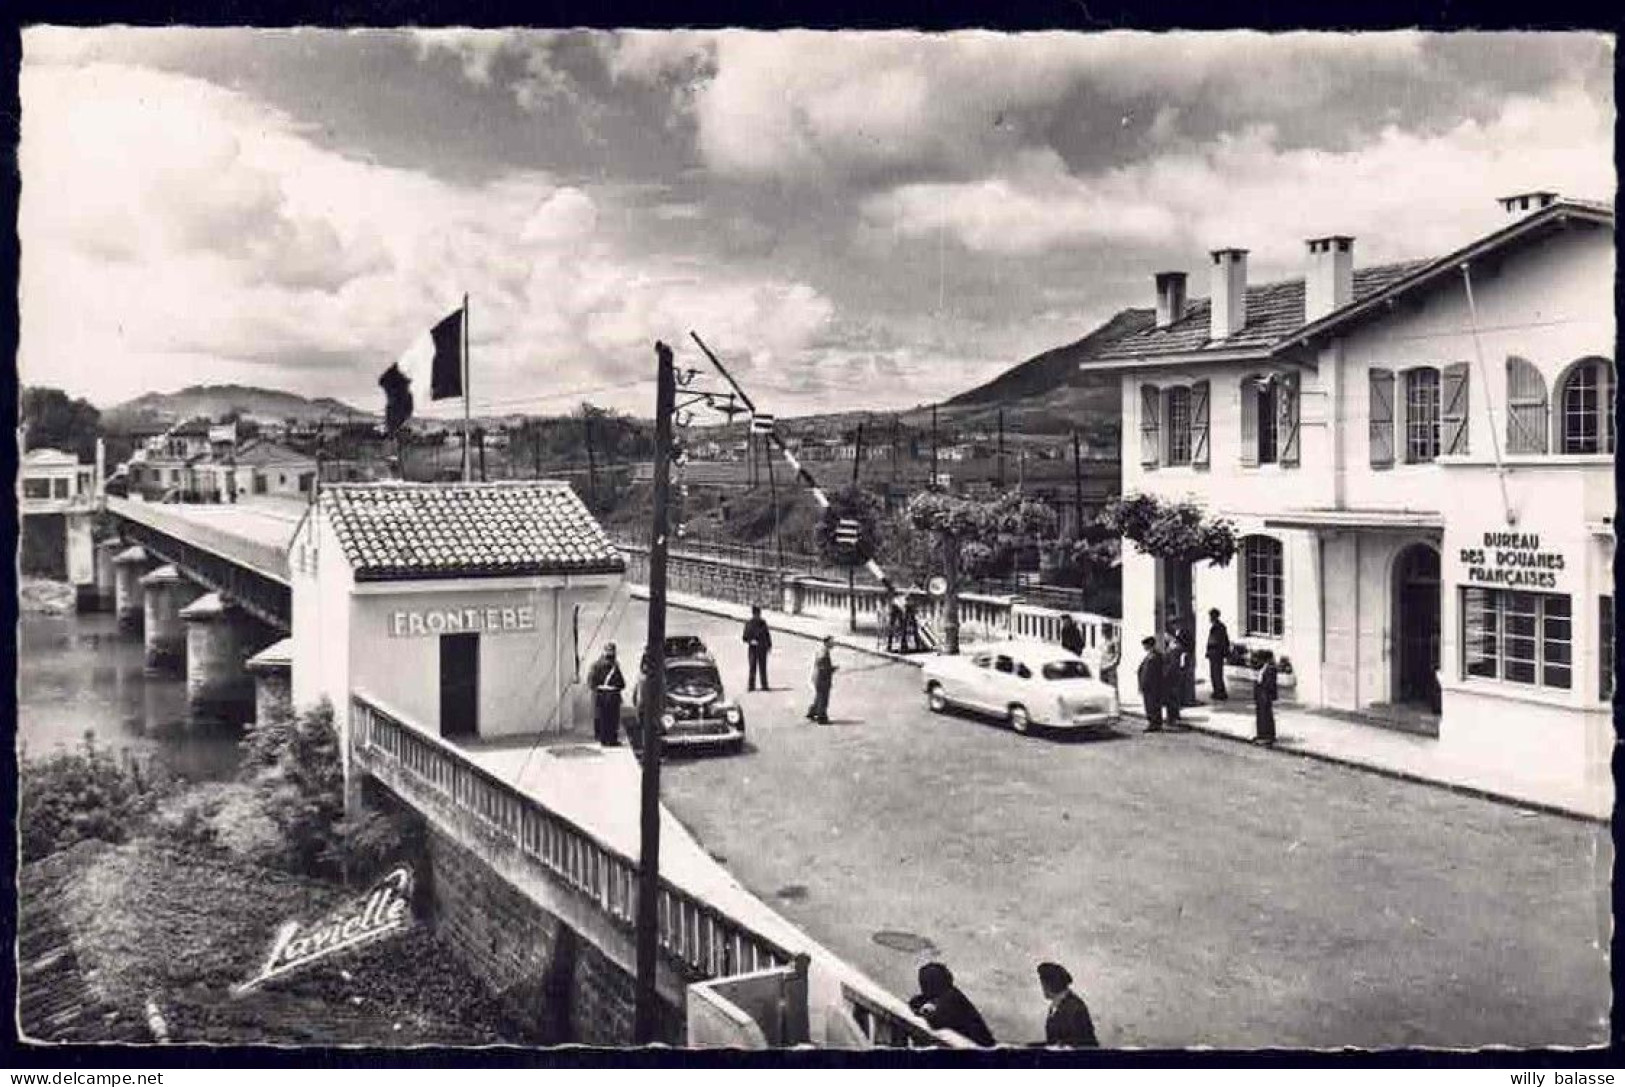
[1393, 543, 1441, 712]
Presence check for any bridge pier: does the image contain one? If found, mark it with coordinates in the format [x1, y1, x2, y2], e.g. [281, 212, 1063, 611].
[112, 546, 153, 632]
[92, 538, 122, 612]
[244, 638, 294, 728]
[140, 565, 202, 675]
[179, 592, 273, 722]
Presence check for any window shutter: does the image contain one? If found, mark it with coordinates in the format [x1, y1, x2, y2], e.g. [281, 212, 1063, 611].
[1505, 356, 1549, 455]
[1191, 380, 1210, 468]
[1140, 384, 1161, 468]
[1239, 378, 1259, 467]
[1369, 368, 1394, 468]
[1278, 372, 1301, 467]
[1441, 362, 1470, 455]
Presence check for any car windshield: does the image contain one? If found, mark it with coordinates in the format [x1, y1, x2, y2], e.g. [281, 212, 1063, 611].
[666, 663, 721, 695]
[665, 636, 707, 657]
[1042, 659, 1093, 681]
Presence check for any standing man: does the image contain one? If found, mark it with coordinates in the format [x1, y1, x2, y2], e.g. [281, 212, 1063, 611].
[1161, 633, 1185, 728]
[1253, 649, 1279, 746]
[1206, 608, 1231, 702]
[587, 643, 626, 746]
[1136, 636, 1165, 733]
[885, 595, 906, 652]
[902, 599, 922, 654]
[743, 604, 772, 692]
[1059, 614, 1085, 657]
[807, 635, 837, 724]
[1099, 631, 1121, 696]
[1036, 962, 1099, 1048]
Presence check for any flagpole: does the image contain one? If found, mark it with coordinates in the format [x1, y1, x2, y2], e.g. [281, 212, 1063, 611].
[462, 293, 471, 483]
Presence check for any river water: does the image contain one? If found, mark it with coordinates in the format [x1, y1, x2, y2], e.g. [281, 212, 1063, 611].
[17, 611, 244, 781]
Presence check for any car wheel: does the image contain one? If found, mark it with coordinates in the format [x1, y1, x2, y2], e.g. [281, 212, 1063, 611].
[926, 682, 948, 714]
[1008, 704, 1031, 734]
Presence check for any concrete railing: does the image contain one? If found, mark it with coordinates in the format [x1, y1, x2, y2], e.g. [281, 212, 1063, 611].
[351, 694, 795, 982]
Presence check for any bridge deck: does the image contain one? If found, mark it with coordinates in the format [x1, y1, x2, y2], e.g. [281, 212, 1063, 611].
[106, 497, 306, 584]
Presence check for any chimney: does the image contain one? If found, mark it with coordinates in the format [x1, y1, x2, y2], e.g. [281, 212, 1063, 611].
[1305, 235, 1354, 322]
[1154, 271, 1188, 328]
[1497, 191, 1559, 216]
[1209, 248, 1248, 340]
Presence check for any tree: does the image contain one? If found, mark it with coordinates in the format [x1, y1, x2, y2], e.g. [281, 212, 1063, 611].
[814, 485, 885, 632]
[1102, 492, 1238, 633]
[904, 491, 1056, 654]
[21, 387, 101, 462]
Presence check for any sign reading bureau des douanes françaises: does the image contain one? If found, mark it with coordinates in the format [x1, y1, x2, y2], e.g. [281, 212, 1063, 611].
[1458, 531, 1570, 591]
[389, 604, 537, 637]
[233, 866, 414, 997]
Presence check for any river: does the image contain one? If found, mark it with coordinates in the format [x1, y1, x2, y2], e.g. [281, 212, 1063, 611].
[18, 611, 244, 781]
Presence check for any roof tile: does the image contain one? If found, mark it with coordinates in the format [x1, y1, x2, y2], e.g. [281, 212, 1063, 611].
[320, 481, 626, 581]
[1094, 260, 1430, 360]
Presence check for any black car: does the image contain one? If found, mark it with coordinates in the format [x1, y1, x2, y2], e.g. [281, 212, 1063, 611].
[627, 654, 746, 754]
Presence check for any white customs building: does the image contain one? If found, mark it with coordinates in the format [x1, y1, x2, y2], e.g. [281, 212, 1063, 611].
[1082, 193, 1614, 791]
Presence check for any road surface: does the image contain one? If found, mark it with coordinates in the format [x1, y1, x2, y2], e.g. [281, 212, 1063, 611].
[603, 601, 1610, 1049]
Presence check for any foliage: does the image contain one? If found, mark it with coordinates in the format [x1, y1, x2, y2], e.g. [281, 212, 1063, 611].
[1103, 492, 1238, 567]
[22, 386, 102, 462]
[903, 490, 1058, 579]
[813, 485, 886, 568]
[20, 733, 160, 862]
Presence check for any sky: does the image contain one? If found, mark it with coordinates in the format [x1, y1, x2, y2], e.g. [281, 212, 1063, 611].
[17, 29, 1616, 419]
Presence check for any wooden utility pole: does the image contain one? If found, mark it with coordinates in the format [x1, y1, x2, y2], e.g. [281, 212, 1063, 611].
[532, 421, 542, 479]
[931, 404, 939, 488]
[634, 341, 676, 1046]
[584, 409, 599, 507]
[461, 294, 472, 483]
[852, 423, 864, 486]
[891, 415, 899, 484]
[848, 424, 864, 633]
[477, 427, 487, 482]
[1072, 429, 1085, 538]
[997, 408, 1006, 489]
[766, 435, 784, 582]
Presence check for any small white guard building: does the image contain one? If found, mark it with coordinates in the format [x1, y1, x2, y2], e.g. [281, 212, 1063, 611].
[289, 481, 628, 762]
[1084, 193, 1614, 792]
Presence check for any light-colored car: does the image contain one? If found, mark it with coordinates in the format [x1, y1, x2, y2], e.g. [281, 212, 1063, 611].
[922, 641, 1121, 734]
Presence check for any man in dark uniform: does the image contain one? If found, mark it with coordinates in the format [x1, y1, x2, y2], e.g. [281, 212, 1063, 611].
[1253, 649, 1279, 746]
[908, 962, 996, 1047]
[587, 643, 626, 746]
[807, 636, 837, 724]
[742, 605, 772, 691]
[902, 600, 922, 653]
[1059, 614, 1085, 657]
[1161, 633, 1185, 727]
[1037, 962, 1099, 1048]
[1206, 608, 1231, 701]
[1137, 636, 1164, 732]
[885, 597, 906, 652]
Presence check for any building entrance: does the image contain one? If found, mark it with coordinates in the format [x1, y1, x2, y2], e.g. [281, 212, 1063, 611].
[440, 632, 480, 738]
[1394, 544, 1441, 712]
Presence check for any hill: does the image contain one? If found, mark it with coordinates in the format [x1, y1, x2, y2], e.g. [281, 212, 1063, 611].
[945, 307, 1152, 414]
[103, 385, 371, 430]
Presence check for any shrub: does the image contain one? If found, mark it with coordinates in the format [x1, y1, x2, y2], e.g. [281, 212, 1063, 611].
[20, 733, 160, 862]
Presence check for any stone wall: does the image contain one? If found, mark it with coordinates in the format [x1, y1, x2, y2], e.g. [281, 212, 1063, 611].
[621, 546, 783, 611]
[424, 825, 682, 1046]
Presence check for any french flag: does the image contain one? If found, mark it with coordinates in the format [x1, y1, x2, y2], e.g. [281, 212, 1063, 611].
[379, 305, 465, 435]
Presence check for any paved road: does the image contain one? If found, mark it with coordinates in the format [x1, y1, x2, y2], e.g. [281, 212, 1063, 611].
[605, 602, 1611, 1049]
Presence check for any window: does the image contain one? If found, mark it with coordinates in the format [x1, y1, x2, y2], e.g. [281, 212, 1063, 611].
[994, 655, 1015, 674]
[1164, 386, 1192, 466]
[1403, 367, 1441, 463]
[1042, 660, 1093, 681]
[1242, 536, 1285, 638]
[22, 478, 50, 499]
[1460, 588, 1571, 690]
[1601, 597, 1614, 704]
[1506, 356, 1549, 455]
[1558, 358, 1615, 455]
[52, 478, 70, 499]
[1241, 374, 1297, 467]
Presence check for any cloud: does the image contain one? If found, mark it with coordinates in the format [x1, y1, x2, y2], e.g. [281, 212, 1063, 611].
[18, 54, 841, 412]
[862, 83, 1615, 266]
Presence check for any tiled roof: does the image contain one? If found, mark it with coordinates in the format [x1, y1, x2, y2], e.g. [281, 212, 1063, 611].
[321, 481, 626, 581]
[171, 417, 214, 437]
[1093, 260, 1429, 361]
[233, 440, 314, 467]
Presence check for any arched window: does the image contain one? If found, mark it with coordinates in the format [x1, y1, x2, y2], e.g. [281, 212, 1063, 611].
[1241, 535, 1285, 638]
[1505, 356, 1549, 455]
[1558, 357, 1615, 455]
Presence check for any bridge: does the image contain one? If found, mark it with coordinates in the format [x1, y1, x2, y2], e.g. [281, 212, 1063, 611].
[91, 484, 996, 1048]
